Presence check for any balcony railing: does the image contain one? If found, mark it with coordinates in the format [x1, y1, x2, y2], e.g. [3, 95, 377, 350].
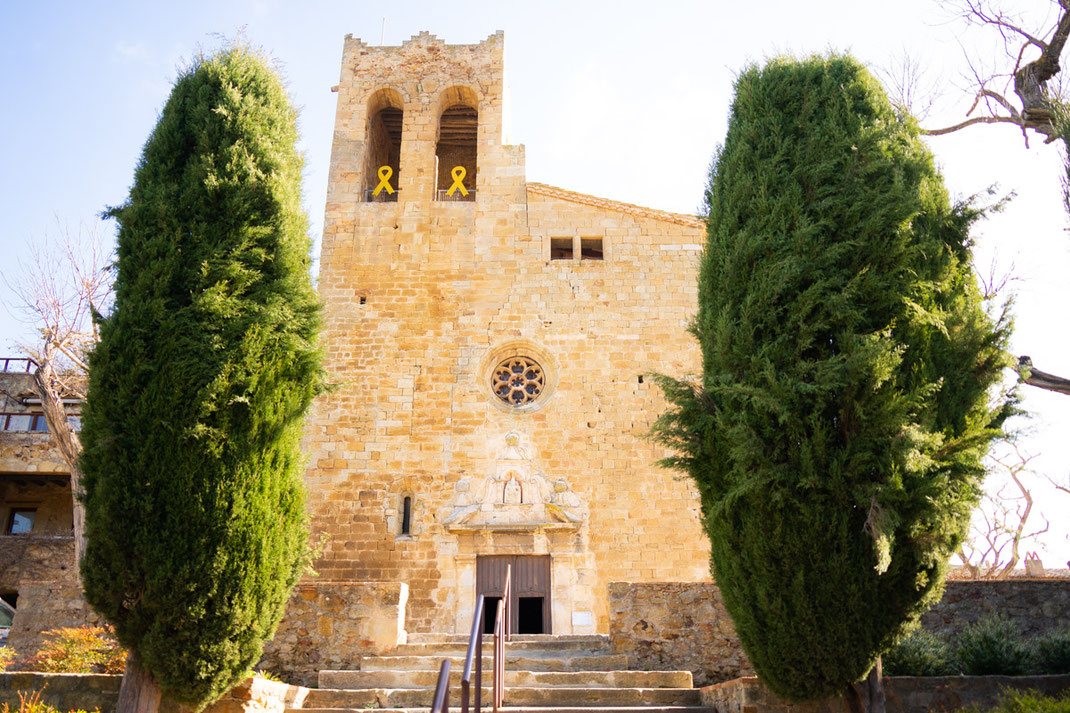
[436, 189, 476, 202]
[1, 358, 37, 373]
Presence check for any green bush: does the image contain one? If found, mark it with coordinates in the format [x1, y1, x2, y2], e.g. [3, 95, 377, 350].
[29, 627, 125, 675]
[79, 43, 324, 709]
[653, 53, 1012, 702]
[954, 617, 1032, 675]
[882, 629, 956, 676]
[0, 647, 15, 672]
[1035, 631, 1070, 675]
[965, 689, 1070, 713]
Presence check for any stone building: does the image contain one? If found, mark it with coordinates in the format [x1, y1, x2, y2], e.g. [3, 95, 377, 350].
[0, 359, 80, 608]
[304, 30, 711, 636]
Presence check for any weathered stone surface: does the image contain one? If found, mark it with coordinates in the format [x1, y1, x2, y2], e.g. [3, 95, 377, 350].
[922, 579, 1070, 638]
[0, 536, 76, 591]
[304, 30, 712, 637]
[608, 581, 753, 687]
[0, 673, 307, 713]
[5, 581, 101, 665]
[258, 581, 407, 686]
[699, 674, 1070, 713]
[0, 672, 120, 713]
[608, 579, 1070, 687]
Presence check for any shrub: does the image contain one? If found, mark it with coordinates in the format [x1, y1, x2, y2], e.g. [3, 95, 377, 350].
[79, 43, 324, 708]
[1035, 630, 1070, 675]
[29, 627, 126, 674]
[965, 689, 1070, 713]
[882, 629, 956, 676]
[954, 617, 1032, 675]
[652, 53, 1013, 702]
[0, 647, 16, 672]
[0, 689, 98, 713]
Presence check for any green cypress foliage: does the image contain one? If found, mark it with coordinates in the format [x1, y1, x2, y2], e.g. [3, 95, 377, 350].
[654, 55, 1013, 702]
[79, 45, 323, 708]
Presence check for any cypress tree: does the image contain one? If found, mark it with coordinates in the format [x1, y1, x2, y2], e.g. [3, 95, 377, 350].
[79, 45, 323, 709]
[654, 55, 1013, 702]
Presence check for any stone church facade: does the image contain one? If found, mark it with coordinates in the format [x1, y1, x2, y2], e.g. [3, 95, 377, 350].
[304, 30, 711, 636]
[1, 30, 712, 655]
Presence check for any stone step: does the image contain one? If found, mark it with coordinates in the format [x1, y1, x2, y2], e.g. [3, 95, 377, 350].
[290, 707, 716, 713]
[361, 654, 630, 672]
[304, 688, 704, 708]
[319, 669, 693, 690]
[393, 639, 611, 657]
[406, 634, 609, 645]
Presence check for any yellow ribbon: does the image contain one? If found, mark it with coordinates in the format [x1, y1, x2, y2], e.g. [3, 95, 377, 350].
[447, 166, 469, 197]
[373, 165, 394, 196]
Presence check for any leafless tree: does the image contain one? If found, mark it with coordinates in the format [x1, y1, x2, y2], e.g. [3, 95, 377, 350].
[4, 223, 113, 571]
[956, 440, 1050, 578]
[901, 0, 1070, 398]
[924, 0, 1070, 144]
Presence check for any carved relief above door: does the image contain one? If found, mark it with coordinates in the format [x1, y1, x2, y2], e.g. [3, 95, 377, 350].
[442, 432, 585, 531]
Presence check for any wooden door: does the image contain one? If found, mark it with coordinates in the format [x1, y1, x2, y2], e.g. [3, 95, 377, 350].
[476, 555, 551, 634]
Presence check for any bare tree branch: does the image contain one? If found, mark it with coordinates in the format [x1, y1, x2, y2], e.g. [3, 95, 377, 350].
[957, 439, 1050, 578]
[1018, 355, 1070, 395]
[2, 222, 114, 572]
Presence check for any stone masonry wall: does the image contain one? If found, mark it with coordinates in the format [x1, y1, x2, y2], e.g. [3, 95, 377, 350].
[8, 581, 406, 687]
[609, 579, 1070, 687]
[608, 582, 753, 687]
[921, 579, 1070, 638]
[5, 581, 101, 666]
[306, 30, 711, 637]
[0, 673, 309, 713]
[0, 536, 77, 591]
[253, 581, 408, 686]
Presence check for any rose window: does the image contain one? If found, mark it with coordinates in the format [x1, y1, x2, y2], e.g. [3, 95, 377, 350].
[492, 357, 545, 406]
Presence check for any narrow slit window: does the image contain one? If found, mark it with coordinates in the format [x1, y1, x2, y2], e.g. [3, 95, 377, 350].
[550, 238, 574, 260]
[401, 496, 412, 536]
[580, 238, 604, 260]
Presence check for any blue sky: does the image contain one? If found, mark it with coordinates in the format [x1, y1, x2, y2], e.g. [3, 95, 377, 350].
[2, 0, 1069, 565]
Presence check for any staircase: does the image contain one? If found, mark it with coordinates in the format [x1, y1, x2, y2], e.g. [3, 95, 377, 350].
[292, 633, 712, 712]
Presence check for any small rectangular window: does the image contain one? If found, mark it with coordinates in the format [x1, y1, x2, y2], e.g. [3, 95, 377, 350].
[31, 415, 49, 432]
[550, 237, 573, 260]
[7, 508, 35, 535]
[580, 238, 604, 260]
[4, 415, 31, 432]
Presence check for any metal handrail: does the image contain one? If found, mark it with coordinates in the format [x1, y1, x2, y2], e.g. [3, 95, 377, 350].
[461, 593, 484, 713]
[493, 565, 512, 711]
[1, 358, 37, 373]
[430, 659, 451, 713]
[433, 564, 511, 713]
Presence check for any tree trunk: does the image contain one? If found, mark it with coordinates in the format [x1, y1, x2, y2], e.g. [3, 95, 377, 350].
[844, 657, 886, 713]
[116, 653, 161, 713]
[32, 353, 86, 569]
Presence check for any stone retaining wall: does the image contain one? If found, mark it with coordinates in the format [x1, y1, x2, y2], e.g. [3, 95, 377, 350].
[256, 581, 408, 686]
[607, 582, 753, 687]
[609, 579, 1070, 686]
[5, 581, 101, 665]
[700, 674, 1070, 713]
[0, 673, 119, 712]
[922, 579, 1070, 638]
[7, 580, 407, 686]
[0, 673, 308, 713]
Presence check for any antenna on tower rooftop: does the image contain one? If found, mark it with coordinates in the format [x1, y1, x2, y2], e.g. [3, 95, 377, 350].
[380, 17, 386, 46]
